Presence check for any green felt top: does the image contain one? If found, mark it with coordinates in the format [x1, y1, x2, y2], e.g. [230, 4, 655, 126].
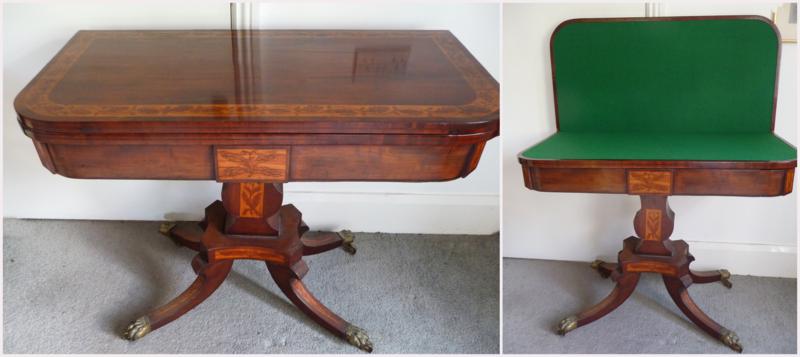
[521, 132, 795, 162]
[522, 17, 795, 162]
[553, 17, 778, 133]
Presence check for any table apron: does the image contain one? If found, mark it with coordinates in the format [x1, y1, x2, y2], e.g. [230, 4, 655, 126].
[34, 141, 490, 182]
[522, 166, 794, 197]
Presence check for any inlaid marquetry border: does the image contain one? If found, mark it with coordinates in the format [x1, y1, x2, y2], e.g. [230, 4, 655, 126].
[18, 30, 498, 120]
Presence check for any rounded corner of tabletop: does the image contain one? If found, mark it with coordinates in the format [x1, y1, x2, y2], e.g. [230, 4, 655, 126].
[15, 29, 499, 183]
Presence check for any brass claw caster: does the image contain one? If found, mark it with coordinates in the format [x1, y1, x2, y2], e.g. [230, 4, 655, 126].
[590, 259, 611, 279]
[159, 222, 176, 236]
[159, 222, 180, 246]
[345, 324, 373, 352]
[720, 328, 743, 353]
[556, 315, 578, 336]
[122, 316, 151, 341]
[719, 269, 732, 289]
[339, 230, 357, 255]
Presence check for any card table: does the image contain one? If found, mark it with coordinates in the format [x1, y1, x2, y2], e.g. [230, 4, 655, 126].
[518, 16, 795, 352]
[15, 29, 499, 352]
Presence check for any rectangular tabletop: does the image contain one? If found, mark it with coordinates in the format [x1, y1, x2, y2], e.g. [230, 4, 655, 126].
[15, 30, 498, 182]
[16, 30, 498, 136]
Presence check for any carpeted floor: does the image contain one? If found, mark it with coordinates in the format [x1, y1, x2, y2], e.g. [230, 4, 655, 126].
[3, 219, 499, 354]
[503, 258, 796, 354]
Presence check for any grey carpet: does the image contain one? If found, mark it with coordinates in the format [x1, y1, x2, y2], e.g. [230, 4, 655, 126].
[503, 258, 796, 354]
[3, 218, 499, 354]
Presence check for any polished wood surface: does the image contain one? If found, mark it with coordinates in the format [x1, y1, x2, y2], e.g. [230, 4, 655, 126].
[16, 30, 499, 182]
[16, 30, 497, 129]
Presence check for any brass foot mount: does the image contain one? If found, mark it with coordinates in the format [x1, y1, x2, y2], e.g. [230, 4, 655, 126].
[720, 328, 743, 353]
[159, 221, 181, 246]
[122, 316, 151, 341]
[345, 324, 373, 352]
[339, 230, 357, 255]
[159, 222, 177, 236]
[556, 315, 578, 335]
[719, 269, 732, 289]
[590, 259, 611, 279]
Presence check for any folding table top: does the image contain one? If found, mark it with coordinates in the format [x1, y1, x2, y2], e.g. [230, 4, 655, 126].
[15, 30, 498, 182]
[15, 30, 498, 137]
[520, 16, 795, 166]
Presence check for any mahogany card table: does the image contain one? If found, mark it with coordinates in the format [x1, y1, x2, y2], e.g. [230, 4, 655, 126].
[518, 16, 795, 353]
[15, 30, 498, 352]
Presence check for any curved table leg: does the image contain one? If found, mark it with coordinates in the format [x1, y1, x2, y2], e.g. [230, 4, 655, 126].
[557, 272, 640, 335]
[663, 276, 742, 352]
[690, 269, 732, 288]
[122, 255, 233, 341]
[301, 232, 344, 256]
[267, 260, 372, 352]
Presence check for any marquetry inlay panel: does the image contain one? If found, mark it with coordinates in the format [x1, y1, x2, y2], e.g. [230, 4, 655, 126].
[644, 209, 662, 241]
[239, 182, 265, 218]
[625, 261, 677, 276]
[628, 170, 672, 195]
[215, 148, 288, 182]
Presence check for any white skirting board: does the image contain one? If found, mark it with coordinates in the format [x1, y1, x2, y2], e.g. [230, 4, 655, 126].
[284, 191, 500, 235]
[504, 241, 797, 279]
[8, 188, 500, 236]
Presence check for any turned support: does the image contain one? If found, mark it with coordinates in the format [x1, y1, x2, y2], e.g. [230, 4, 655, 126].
[221, 182, 283, 236]
[632, 195, 675, 255]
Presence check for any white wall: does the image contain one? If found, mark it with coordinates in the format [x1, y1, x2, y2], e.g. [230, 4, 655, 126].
[502, 3, 797, 277]
[2, 2, 500, 234]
